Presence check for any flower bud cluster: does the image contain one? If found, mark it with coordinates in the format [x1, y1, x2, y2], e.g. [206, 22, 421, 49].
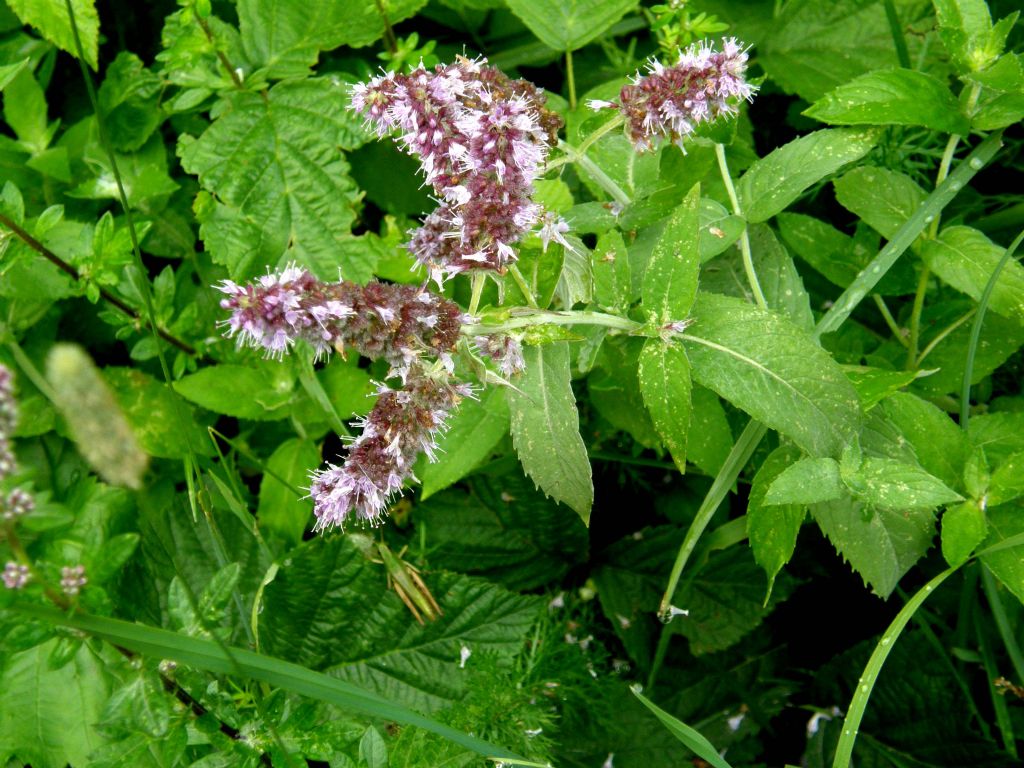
[351, 57, 563, 284]
[474, 334, 526, 378]
[60, 565, 87, 596]
[2, 562, 29, 590]
[589, 38, 755, 151]
[220, 268, 474, 529]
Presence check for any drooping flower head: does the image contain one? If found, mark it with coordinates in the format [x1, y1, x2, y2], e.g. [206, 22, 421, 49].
[590, 38, 756, 152]
[351, 58, 563, 284]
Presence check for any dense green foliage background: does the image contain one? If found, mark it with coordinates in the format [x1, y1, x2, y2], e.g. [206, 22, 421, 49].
[1, 0, 1023, 767]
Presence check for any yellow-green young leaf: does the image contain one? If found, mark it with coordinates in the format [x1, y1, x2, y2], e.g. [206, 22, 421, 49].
[643, 184, 700, 324]
[509, 343, 593, 523]
[419, 387, 510, 499]
[638, 340, 691, 473]
[736, 128, 878, 223]
[748, 445, 806, 599]
[923, 226, 1024, 325]
[683, 293, 863, 457]
[804, 69, 969, 134]
[844, 458, 964, 510]
[834, 167, 926, 240]
[844, 367, 920, 411]
[765, 457, 844, 506]
[178, 79, 369, 282]
[7, 0, 99, 70]
[258, 438, 320, 545]
[941, 501, 988, 567]
[0, 58, 29, 91]
[988, 451, 1024, 506]
[933, 0, 1008, 73]
[505, 0, 638, 51]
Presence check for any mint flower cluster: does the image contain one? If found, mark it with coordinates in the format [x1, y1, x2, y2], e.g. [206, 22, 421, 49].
[219, 268, 471, 528]
[589, 38, 755, 151]
[350, 57, 563, 284]
[1, 364, 35, 591]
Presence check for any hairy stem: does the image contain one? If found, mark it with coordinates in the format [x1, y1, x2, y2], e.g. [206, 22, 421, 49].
[873, 294, 909, 348]
[463, 308, 642, 336]
[565, 48, 577, 110]
[507, 264, 540, 308]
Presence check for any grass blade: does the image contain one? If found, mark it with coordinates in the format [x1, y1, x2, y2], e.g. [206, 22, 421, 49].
[631, 686, 735, 768]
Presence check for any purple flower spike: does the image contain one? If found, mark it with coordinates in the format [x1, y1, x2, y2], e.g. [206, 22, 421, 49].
[351, 57, 563, 284]
[590, 37, 756, 152]
[311, 371, 475, 530]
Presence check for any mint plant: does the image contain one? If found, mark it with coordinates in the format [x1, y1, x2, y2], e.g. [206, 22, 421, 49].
[1, 1, 1024, 767]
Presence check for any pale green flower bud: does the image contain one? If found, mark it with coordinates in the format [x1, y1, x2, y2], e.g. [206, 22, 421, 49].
[46, 344, 148, 490]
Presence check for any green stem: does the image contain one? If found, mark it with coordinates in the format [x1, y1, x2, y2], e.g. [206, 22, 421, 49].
[814, 131, 1003, 340]
[558, 139, 631, 205]
[981, 563, 1024, 686]
[872, 295, 909, 348]
[507, 264, 539, 308]
[906, 265, 931, 368]
[6, 340, 59, 403]
[960, 229, 1024, 431]
[373, 0, 398, 54]
[916, 307, 976, 365]
[657, 420, 768, 618]
[546, 115, 624, 173]
[462, 308, 642, 336]
[715, 143, 767, 310]
[883, 0, 912, 69]
[565, 48, 577, 110]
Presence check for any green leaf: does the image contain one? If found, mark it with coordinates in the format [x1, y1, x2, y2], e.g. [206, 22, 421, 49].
[258, 438, 320, 545]
[589, 338, 661, 449]
[765, 457, 844, 505]
[239, 0, 428, 73]
[844, 367, 920, 410]
[736, 128, 878, 223]
[834, 167, 926, 240]
[173, 363, 293, 420]
[419, 387, 509, 499]
[97, 52, 164, 152]
[0, 58, 29, 91]
[747, 445, 806, 597]
[683, 292, 863, 457]
[759, 0, 902, 102]
[923, 226, 1024, 324]
[932, 0, 1008, 73]
[687, 386, 734, 477]
[592, 229, 632, 312]
[638, 341, 691, 473]
[643, 185, 700, 323]
[873, 392, 969, 492]
[504, 0, 638, 51]
[844, 457, 963, 510]
[508, 342, 593, 523]
[104, 367, 212, 459]
[359, 727, 389, 768]
[415, 467, 589, 591]
[0, 639, 112, 768]
[698, 198, 745, 263]
[980, 505, 1024, 604]
[988, 451, 1024, 506]
[746, 223, 814, 330]
[2, 67, 48, 151]
[631, 689, 734, 768]
[261, 536, 542, 712]
[179, 78, 369, 282]
[777, 212, 917, 294]
[672, 546, 791, 656]
[804, 69, 969, 134]
[7, 0, 99, 70]
[969, 412, 1024, 468]
[941, 501, 987, 567]
[811, 497, 935, 597]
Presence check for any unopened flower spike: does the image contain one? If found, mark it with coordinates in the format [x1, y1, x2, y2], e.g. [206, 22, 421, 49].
[589, 37, 756, 151]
